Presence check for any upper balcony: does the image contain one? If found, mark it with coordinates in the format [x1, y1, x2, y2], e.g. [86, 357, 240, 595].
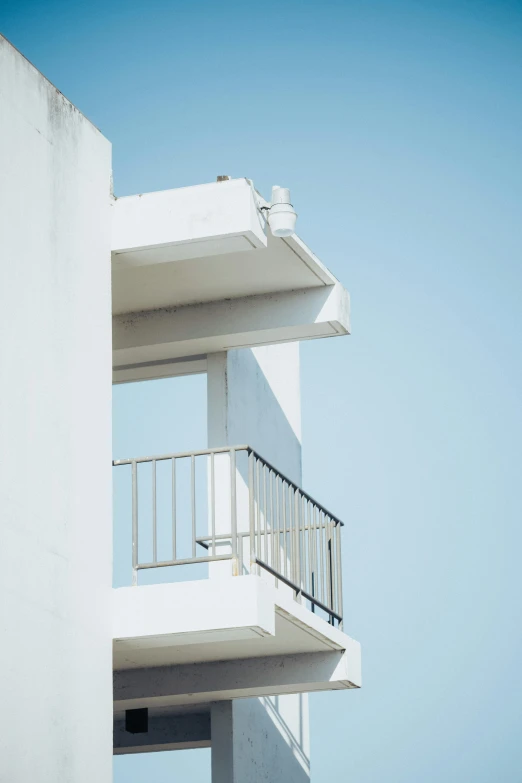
[111, 178, 350, 384]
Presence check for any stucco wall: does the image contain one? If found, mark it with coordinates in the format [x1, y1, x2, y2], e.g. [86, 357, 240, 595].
[0, 37, 113, 782]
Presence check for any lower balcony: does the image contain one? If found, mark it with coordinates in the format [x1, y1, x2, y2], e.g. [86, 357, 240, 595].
[111, 445, 360, 749]
[113, 444, 344, 626]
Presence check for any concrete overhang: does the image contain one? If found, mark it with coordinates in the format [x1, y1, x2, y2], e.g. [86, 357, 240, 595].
[111, 178, 350, 383]
[112, 575, 361, 714]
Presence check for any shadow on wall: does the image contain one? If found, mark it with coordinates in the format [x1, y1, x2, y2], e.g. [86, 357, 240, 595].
[261, 694, 309, 775]
[227, 345, 302, 485]
[212, 693, 310, 782]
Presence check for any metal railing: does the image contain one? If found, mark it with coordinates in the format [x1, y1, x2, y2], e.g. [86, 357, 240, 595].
[113, 445, 344, 626]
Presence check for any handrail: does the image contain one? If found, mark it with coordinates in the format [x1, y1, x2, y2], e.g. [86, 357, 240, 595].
[113, 444, 250, 466]
[113, 444, 343, 527]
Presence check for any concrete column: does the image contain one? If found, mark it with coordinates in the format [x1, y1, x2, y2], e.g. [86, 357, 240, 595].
[207, 344, 311, 782]
[0, 37, 113, 782]
[211, 695, 310, 783]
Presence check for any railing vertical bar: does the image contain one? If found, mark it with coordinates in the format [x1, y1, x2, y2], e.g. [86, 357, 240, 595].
[290, 486, 295, 586]
[294, 488, 301, 597]
[335, 520, 343, 628]
[331, 518, 335, 620]
[326, 516, 333, 619]
[310, 503, 321, 600]
[303, 494, 307, 595]
[282, 480, 287, 579]
[319, 508, 326, 606]
[131, 460, 138, 586]
[152, 459, 157, 563]
[307, 500, 312, 600]
[263, 463, 268, 566]
[318, 508, 323, 605]
[300, 496, 304, 596]
[309, 500, 314, 601]
[171, 458, 177, 561]
[248, 450, 256, 572]
[329, 515, 336, 618]
[270, 470, 275, 572]
[310, 502, 316, 604]
[210, 452, 216, 557]
[275, 473, 281, 578]
[191, 454, 196, 558]
[256, 458, 261, 561]
[300, 495, 308, 592]
[230, 449, 238, 570]
[268, 469, 272, 569]
[321, 511, 332, 607]
[289, 484, 295, 587]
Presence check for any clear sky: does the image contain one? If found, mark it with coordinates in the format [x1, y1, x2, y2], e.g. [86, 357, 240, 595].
[3, 0, 522, 781]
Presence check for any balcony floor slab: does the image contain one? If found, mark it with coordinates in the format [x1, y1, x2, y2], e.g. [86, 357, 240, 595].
[113, 575, 357, 669]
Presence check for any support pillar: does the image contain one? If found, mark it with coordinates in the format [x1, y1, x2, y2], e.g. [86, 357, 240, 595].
[207, 344, 311, 782]
[211, 698, 310, 783]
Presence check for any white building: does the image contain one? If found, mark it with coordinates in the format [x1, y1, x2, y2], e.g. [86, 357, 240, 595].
[0, 35, 361, 782]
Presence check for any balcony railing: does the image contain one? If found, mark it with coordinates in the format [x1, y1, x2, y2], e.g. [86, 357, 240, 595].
[113, 445, 344, 627]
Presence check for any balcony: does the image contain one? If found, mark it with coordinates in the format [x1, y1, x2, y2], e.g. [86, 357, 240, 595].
[111, 179, 350, 384]
[112, 446, 359, 734]
[113, 445, 343, 627]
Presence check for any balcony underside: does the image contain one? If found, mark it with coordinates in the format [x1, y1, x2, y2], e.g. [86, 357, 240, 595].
[113, 575, 361, 715]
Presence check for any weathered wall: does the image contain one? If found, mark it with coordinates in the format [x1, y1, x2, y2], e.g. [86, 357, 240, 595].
[0, 37, 113, 781]
[207, 344, 311, 782]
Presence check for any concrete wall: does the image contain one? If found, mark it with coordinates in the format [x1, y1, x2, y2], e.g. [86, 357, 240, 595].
[0, 38, 113, 781]
[211, 698, 310, 783]
[208, 345, 301, 483]
[207, 345, 311, 782]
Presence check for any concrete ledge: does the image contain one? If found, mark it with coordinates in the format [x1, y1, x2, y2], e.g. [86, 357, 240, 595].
[114, 649, 359, 712]
[113, 576, 275, 656]
[112, 283, 350, 380]
[111, 178, 267, 265]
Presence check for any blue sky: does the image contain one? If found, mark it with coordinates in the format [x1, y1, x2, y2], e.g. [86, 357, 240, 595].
[3, 0, 522, 780]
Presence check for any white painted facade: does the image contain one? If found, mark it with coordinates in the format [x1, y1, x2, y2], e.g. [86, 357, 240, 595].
[0, 34, 360, 783]
[0, 37, 113, 782]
